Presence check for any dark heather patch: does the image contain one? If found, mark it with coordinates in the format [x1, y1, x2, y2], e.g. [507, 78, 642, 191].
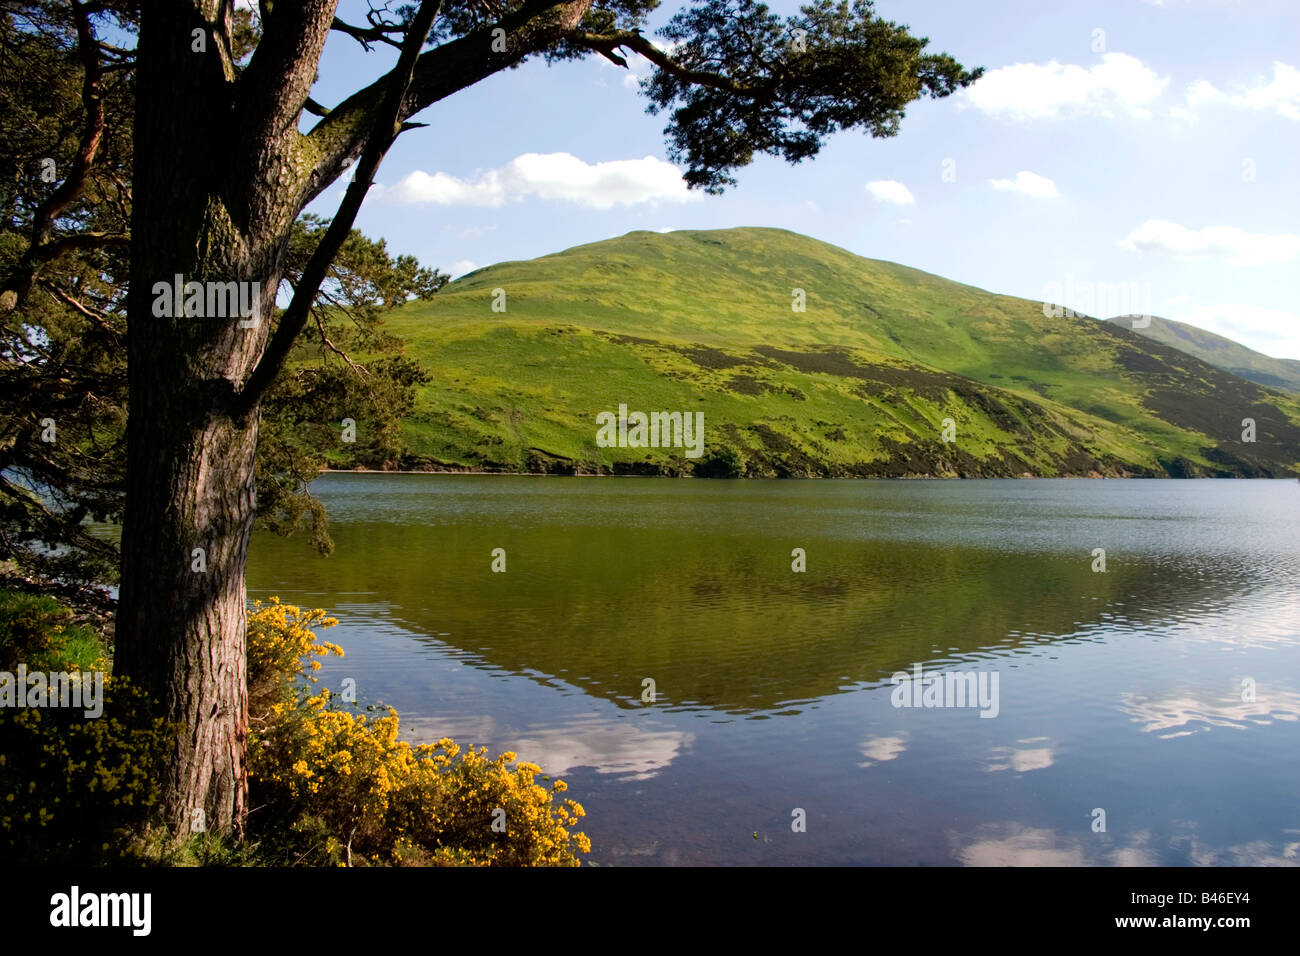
[946, 380, 1022, 433]
[873, 437, 992, 478]
[756, 345, 1011, 405]
[1157, 456, 1200, 479]
[854, 377, 949, 402]
[1114, 346, 1171, 375]
[1056, 446, 1107, 475]
[749, 423, 801, 453]
[1203, 446, 1296, 478]
[611, 459, 667, 476]
[675, 345, 751, 370]
[525, 448, 576, 475]
[727, 374, 766, 395]
[723, 374, 806, 401]
[718, 422, 748, 446]
[1101, 319, 1300, 472]
[1145, 387, 1300, 458]
[746, 424, 822, 477]
[602, 332, 660, 347]
[755, 345, 878, 379]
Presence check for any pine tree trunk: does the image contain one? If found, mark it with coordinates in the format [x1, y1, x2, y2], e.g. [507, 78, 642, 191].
[113, 173, 275, 837]
[112, 0, 423, 839]
[115, 392, 257, 837]
[112, 0, 307, 838]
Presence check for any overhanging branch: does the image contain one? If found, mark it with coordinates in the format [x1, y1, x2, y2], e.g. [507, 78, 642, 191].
[568, 30, 761, 97]
[300, 0, 592, 209]
[235, 0, 445, 418]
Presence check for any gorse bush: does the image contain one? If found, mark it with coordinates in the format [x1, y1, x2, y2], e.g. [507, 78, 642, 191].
[246, 600, 342, 720]
[0, 590, 171, 864]
[245, 599, 591, 866]
[0, 593, 591, 866]
[0, 681, 172, 863]
[0, 674, 172, 863]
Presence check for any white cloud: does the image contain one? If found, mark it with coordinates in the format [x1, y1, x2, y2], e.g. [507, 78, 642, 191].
[859, 734, 908, 767]
[963, 53, 1169, 120]
[987, 738, 1055, 773]
[381, 169, 503, 205]
[397, 713, 694, 781]
[957, 823, 1158, 867]
[1118, 219, 1300, 266]
[447, 260, 478, 277]
[865, 180, 915, 205]
[1185, 78, 1224, 111]
[509, 720, 695, 781]
[375, 152, 699, 209]
[1121, 687, 1300, 738]
[989, 170, 1059, 198]
[1180, 62, 1300, 122]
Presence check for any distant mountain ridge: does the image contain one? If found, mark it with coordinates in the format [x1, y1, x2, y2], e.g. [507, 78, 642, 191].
[367, 228, 1300, 478]
[1105, 314, 1300, 394]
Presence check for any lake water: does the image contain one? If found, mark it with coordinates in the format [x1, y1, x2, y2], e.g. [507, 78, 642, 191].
[246, 476, 1300, 866]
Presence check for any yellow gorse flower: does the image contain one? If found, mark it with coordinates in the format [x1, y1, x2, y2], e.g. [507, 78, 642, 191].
[245, 601, 590, 867]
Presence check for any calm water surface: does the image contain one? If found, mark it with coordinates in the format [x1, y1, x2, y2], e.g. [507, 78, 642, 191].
[246, 476, 1300, 866]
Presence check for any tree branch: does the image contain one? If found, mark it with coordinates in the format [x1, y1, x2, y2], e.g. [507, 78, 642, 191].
[330, 15, 404, 50]
[568, 31, 760, 97]
[39, 280, 123, 341]
[235, 0, 338, 168]
[29, 0, 106, 244]
[303, 95, 331, 117]
[312, 309, 369, 380]
[235, 0, 444, 418]
[40, 231, 131, 260]
[0, 0, 108, 313]
[299, 0, 593, 209]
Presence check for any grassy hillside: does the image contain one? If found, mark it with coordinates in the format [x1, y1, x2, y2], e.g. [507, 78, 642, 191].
[363, 227, 1300, 478]
[1106, 314, 1300, 394]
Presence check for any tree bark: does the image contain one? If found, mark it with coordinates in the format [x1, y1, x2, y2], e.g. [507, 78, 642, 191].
[115, 383, 258, 836]
[113, 0, 331, 837]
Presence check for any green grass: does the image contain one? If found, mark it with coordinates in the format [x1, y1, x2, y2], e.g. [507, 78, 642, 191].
[0, 589, 107, 671]
[370, 227, 1300, 477]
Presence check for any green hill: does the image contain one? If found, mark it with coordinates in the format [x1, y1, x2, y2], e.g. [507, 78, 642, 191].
[366, 227, 1300, 478]
[1105, 314, 1300, 394]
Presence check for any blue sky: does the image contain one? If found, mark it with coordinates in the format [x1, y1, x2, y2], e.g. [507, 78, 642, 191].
[305, 0, 1300, 358]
